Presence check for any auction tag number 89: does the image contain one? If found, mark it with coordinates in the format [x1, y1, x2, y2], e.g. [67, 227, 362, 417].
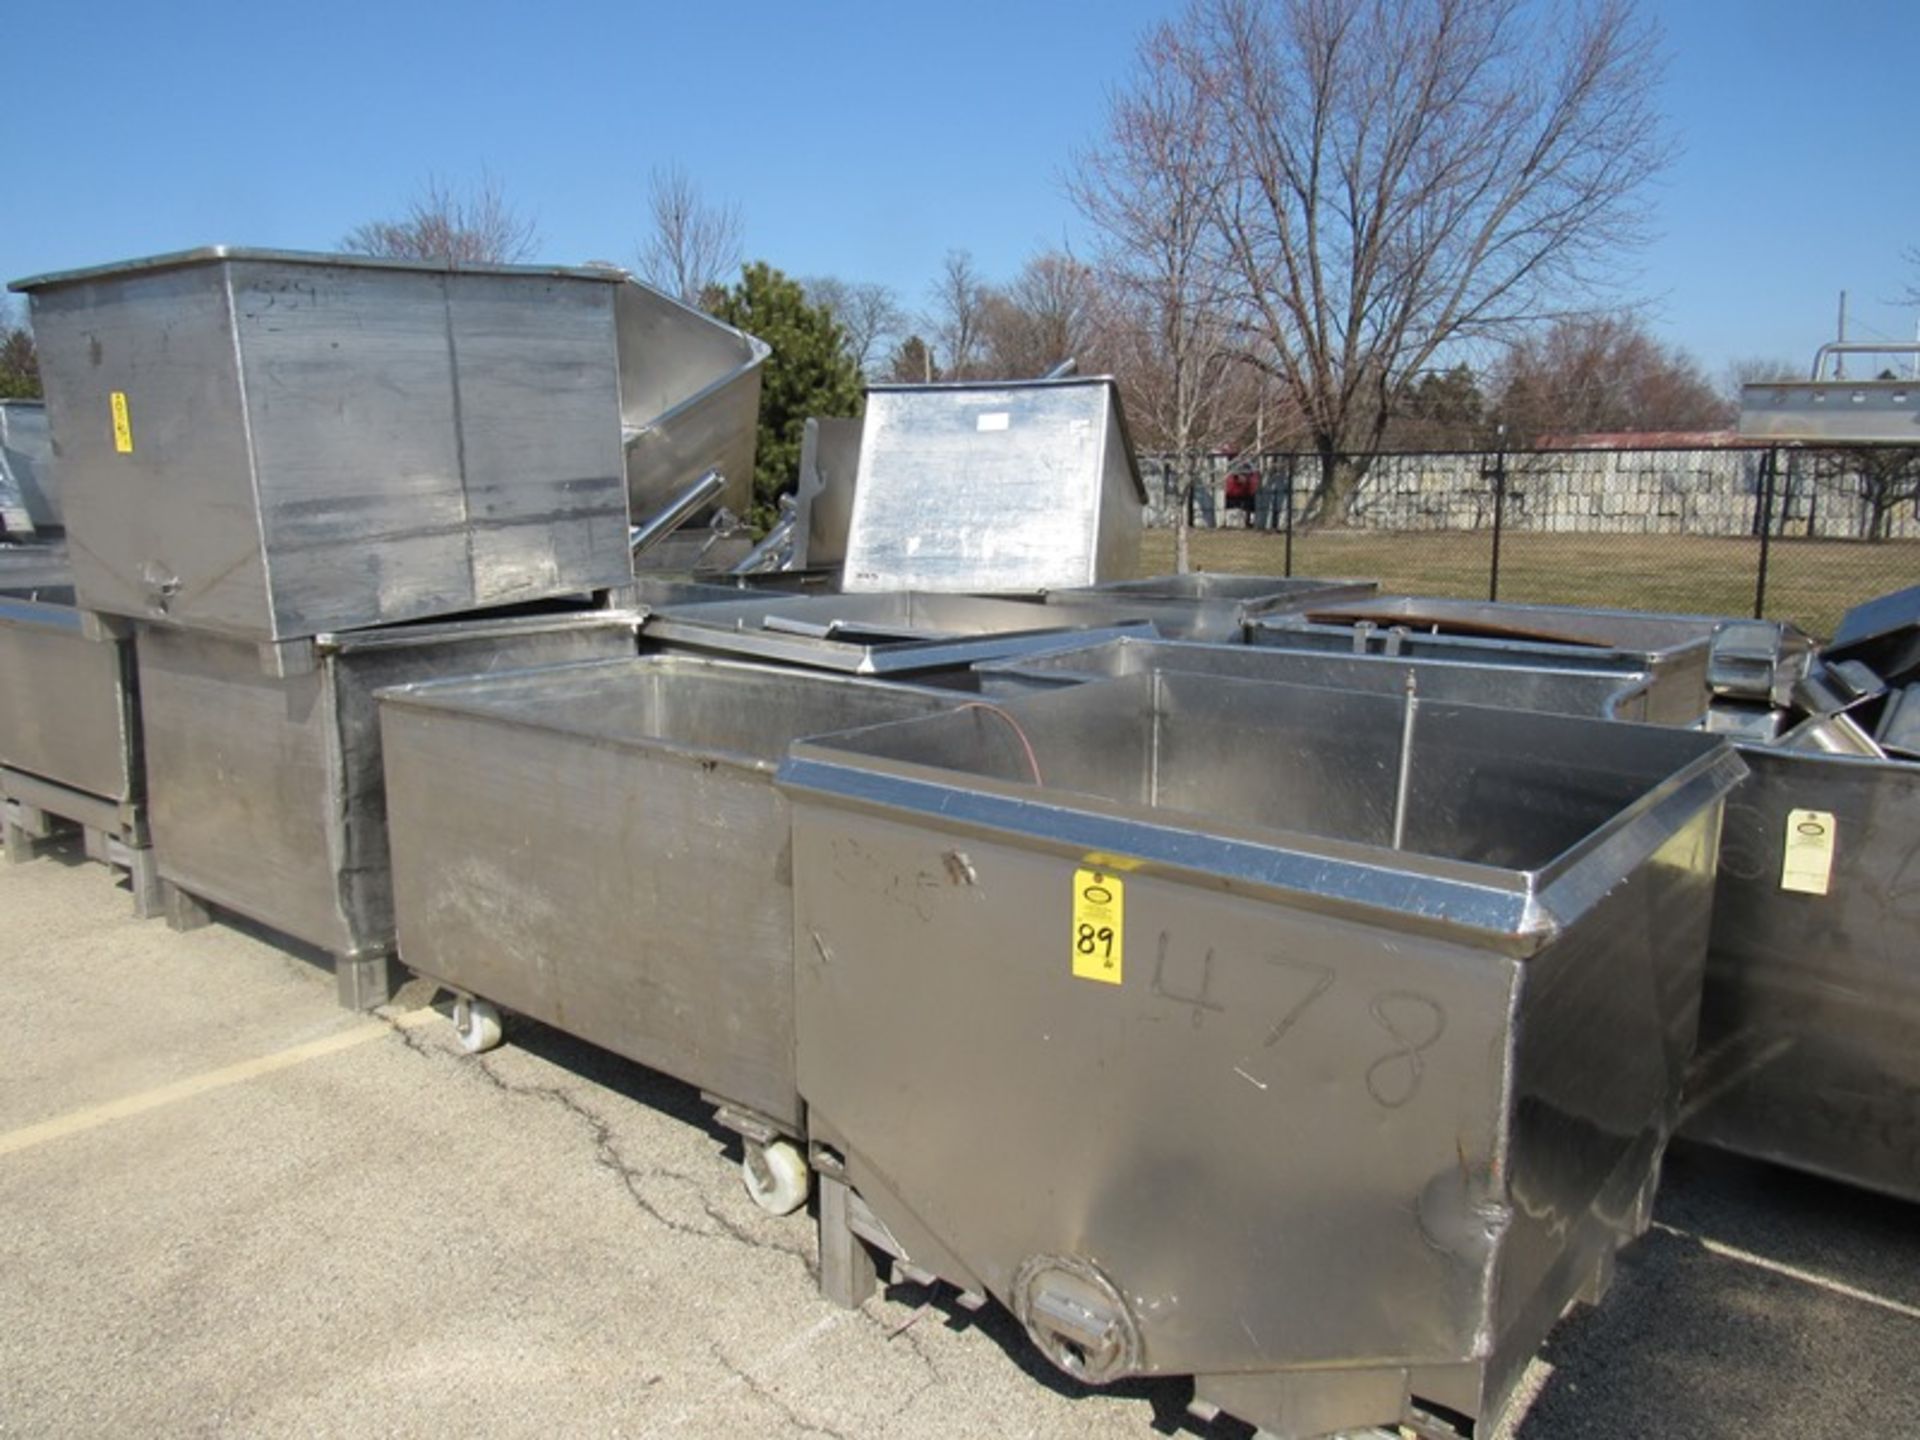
[1071, 868, 1124, 984]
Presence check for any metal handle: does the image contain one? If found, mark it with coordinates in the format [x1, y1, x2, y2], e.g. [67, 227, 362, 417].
[630, 469, 726, 558]
[1811, 343, 1920, 380]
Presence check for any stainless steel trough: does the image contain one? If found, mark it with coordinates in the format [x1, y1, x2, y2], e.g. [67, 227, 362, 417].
[16, 248, 637, 641]
[780, 674, 1744, 1440]
[842, 378, 1146, 594]
[0, 544, 73, 597]
[614, 278, 769, 543]
[0, 589, 151, 908]
[379, 656, 963, 1189]
[0, 400, 57, 536]
[1040, 573, 1380, 643]
[136, 609, 640, 1007]
[643, 590, 1156, 680]
[1251, 596, 1753, 725]
[1680, 743, 1920, 1203]
[976, 633, 1661, 719]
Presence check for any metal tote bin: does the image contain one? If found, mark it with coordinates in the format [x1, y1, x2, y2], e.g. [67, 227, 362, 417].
[0, 591, 151, 907]
[16, 248, 636, 642]
[976, 633, 1660, 719]
[378, 655, 963, 1208]
[1251, 595, 1732, 725]
[643, 590, 1155, 680]
[841, 378, 1147, 594]
[1041, 574, 1380, 644]
[1681, 745, 1920, 1203]
[779, 674, 1744, 1440]
[137, 610, 640, 1007]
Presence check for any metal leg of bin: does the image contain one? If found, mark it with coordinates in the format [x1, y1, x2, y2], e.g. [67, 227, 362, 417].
[161, 882, 213, 933]
[334, 948, 402, 1012]
[82, 825, 111, 864]
[817, 1175, 878, 1310]
[4, 799, 51, 861]
[120, 844, 164, 920]
[1579, 1242, 1618, 1309]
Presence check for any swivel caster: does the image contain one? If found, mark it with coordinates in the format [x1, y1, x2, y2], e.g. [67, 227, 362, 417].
[742, 1138, 810, 1216]
[452, 995, 504, 1054]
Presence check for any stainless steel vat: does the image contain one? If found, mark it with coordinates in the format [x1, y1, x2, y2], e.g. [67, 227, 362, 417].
[842, 379, 1146, 594]
[780, 674, 1743, 1440]
[0, 400, 57, 535]
[975, 633, 1660, 718]
[1252, 595, 1736, 725]
[15, 248, 635, 641]
[1041, 574, 1377, 643]
[379, 656, 962, 1139]
[643, 590, 1156, 679]
[614, 278, 769, 537]
[1680, 745, 1920, 1202]
[0, 544, 72, 596]
[136, 609, 640, 1007]
[0, 590, 151, 908]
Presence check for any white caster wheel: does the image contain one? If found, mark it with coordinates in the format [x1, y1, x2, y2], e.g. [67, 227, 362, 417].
[742, 1139, 810, 1216]
[452, 996, 503, 1055]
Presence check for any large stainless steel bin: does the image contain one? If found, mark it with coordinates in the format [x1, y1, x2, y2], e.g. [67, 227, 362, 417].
[0, 591, 151, 908]
[137, 609, 640, 1006]
[1251, 596, 1729, 725]
[0, 544, 72, 596]
[615, 280, 769, 537]
[0, 400, 57, 536]
[379, 656, 961, 1166]
[1041, 573, 1379, 643]
[1681, 745, 1920, 1202]
[841, 378, 1146, 594]
[780, 674, 1744, 1440]
[644, 590, 1155, 680]
[976, 633, 1659, 718]
[16, 247, 635, 641]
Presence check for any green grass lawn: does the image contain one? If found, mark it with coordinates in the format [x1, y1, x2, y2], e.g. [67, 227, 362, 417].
[1136, 527, 1919, 639]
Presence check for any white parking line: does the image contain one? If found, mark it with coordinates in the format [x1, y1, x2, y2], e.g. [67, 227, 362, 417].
[1654, 1222, 1920, 1320]
[0, 1008, 437, 1159]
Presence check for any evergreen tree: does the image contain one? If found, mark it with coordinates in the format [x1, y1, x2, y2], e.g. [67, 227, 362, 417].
[707, 263, 865, 526]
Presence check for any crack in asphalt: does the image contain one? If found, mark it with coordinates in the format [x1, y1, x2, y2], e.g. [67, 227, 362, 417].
[381, 1010, 812, 1267]
[707, 1337, 861, 1440]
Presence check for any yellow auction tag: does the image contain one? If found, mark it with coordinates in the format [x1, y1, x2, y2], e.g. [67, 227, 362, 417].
[1071, 868, 1123, 984]
[110, 392, 134, 454]
[1780, 808, 1836, 896]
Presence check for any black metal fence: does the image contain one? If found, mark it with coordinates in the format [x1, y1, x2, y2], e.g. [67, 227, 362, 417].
[1142, 446, 1919, 639]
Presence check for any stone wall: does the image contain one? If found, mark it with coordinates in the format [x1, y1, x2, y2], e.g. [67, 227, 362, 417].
[1142, 448, 1920, 540]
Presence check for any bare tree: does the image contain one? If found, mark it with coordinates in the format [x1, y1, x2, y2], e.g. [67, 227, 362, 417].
[980, 251, 1109, 378]
[638, 164, 744, 306]
[1491, 314, 1731, 442]
[343, 171, 538, 264]
[1070, 21, 1250, 570]
[1812, 448, 1920, 541]
[0, 296, 38, 400]
[1178, 0, 1668, 520]
[926, 250, 991, 379]
[806, 277, 906, 377]
[1723, 354, 1803, 410]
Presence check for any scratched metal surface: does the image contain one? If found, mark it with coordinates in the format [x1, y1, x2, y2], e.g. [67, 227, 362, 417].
[380, 655, 962, 1131]
[781, 672, 1743, 1439]
[21, 249, 634, 641]
[1681, 744, 1920, 1203]
[840, 380, 1145, 595]
[138, 612, 638, 961]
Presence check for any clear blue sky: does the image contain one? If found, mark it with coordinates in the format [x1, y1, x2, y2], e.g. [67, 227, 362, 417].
[8, 0, 1918, 379]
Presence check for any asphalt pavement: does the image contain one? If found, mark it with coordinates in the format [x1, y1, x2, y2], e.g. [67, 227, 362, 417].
[2, 838, 1914, 1439]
